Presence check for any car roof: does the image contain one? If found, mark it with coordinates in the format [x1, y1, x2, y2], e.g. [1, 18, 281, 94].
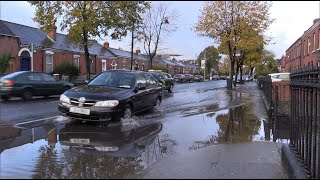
[107, 69, 146, 74]
[268, 73, 290, 75]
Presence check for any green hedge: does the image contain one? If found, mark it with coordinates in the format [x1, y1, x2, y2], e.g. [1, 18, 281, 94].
[52, 62, 80, 82]
[0, 52, 11, 74]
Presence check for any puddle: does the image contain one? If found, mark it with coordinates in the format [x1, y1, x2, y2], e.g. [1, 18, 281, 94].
[0, 121, 165, 179]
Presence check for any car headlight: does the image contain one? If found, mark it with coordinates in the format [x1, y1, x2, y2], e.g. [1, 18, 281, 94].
[60, 94, 70, 104]
[94, 100, 119, 107]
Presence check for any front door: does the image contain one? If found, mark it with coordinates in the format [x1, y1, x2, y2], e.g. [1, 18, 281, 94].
[20, 51, 31, 71]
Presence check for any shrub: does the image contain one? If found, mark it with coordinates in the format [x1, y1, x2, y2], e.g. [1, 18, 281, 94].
[0, 52, 11, 74]
[150, 66, 168, 73]
[53, 62, 80, 82]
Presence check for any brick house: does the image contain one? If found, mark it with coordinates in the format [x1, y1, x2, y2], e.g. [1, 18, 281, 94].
[283, 18, 320, 72]
[0, 19, 196, 77]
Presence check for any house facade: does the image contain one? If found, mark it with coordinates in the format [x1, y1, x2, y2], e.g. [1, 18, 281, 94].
[283, 18, 320, 72]
[0, 20, 200, 76]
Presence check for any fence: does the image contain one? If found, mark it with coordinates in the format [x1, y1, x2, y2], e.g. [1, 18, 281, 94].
[290, 65, 320, 179]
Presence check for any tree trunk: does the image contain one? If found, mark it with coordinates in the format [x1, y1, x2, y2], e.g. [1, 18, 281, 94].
[84, 43, 90, 81]
[131, 22, 134, 70]
[234, 61, 240, 87]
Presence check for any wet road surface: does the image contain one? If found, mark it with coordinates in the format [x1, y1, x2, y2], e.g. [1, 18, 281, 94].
[0, 81, 288, 178]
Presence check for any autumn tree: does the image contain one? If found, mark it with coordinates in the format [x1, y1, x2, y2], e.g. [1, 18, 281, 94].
[219, 56, 230, 75]
[197, 46, 221, 77]
[29, 1, 148, 80]
[139, 2, 178, 69]
[255, 49, 279, 76]
[195, 1, 274, 89]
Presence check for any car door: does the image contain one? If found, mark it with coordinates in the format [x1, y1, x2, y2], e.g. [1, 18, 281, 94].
[26, 72, 46, 95]
[144, 73, 160, 107]
[133, 73, 149, 112]
[41, 73, 61, 95]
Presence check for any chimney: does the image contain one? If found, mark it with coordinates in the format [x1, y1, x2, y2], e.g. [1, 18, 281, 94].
[103, 41, 109, 48]
[135, 47, 141, 54]
[48, 26, 57, 41]
[313, 18, 320, 24]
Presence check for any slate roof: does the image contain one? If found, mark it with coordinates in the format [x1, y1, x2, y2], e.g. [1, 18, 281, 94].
[0, 20, 15, 36]
[107, 48, 149, 61]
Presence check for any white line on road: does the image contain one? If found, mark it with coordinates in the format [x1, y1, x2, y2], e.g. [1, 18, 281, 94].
[14, 115, 60, 126]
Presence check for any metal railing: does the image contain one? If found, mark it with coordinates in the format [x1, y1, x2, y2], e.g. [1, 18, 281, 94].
[290, 64, 320, 178]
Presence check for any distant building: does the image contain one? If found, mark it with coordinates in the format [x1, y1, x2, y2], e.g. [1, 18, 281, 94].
[283, 18, 320, 72]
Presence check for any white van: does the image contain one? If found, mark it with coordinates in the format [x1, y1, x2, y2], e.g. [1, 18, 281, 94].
[268, 73, 290, 82]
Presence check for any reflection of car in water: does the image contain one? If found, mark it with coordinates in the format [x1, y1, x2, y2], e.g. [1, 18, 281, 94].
[59, 122, 163, 157]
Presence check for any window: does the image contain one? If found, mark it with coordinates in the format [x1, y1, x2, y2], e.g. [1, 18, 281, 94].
[137, 73, 147, 85]
[111, 60, 117, 70]
[27, 73, 43, 81]
[313, 33, 316, 52]
[144, 73, 157, 87]
[101, 59, 106, 72]
[73, 55, 80, 69]
[142, 64, 145, 71]
[318, 29, 320, 49]
[45, 53, 53, 73]
[90, 58, 95, 74]
[42, 73, 55, 81]
[308, 37, 310, 54]
[303, 40, 306, 56]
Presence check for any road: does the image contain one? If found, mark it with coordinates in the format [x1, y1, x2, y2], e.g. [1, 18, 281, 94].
[0, 80, 287, 178]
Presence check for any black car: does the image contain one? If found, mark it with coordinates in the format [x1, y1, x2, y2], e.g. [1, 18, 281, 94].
[149, 72, 174, 93]
[194, 75, 204, 82]
[59, 122, 163, 157]
[0, 71, 74, 101]
[58, 70, 163, 122]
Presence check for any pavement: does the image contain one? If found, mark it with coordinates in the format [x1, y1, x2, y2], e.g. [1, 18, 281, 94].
[135, 82, 288, 179]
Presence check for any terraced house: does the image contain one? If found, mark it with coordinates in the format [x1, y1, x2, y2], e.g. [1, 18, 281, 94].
[282, 18, 320, 72]
[0, 20, 199, 76]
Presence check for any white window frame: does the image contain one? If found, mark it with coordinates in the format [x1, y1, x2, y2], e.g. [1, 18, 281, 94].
[73, 55, 80, 69]
[313, 33, 316, 52]
[101, 59, 106, 72]
[45, 51, 54, 73]
[111, 60, 117, 70]
[308, 37, 310, 54]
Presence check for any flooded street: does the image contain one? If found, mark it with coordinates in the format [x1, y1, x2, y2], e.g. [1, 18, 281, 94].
[0, 81, 288, 178]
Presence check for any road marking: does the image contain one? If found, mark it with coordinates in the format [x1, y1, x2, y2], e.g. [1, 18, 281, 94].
[14, 115, 60, 126]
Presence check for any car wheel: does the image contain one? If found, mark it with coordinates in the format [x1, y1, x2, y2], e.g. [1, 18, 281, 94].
[123, 105, 132, 119]
[22, 90, 33, 101]
[1, 95, 9, 101]
[168, 85, 173, 93]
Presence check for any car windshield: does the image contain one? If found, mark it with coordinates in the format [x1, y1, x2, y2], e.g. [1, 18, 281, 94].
[150, 73, 161, 80]
[88, 71, 136, 89]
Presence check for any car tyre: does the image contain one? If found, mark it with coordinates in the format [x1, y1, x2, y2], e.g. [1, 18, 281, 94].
[123, 105, 133, 119]
[1, 95, 9, 101]
[168, 85, 173, 93]
[22, 90, 33, 101]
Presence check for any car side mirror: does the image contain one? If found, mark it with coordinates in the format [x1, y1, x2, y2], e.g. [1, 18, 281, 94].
[85, 80, 89, 84]
[134, 83, 146, 93]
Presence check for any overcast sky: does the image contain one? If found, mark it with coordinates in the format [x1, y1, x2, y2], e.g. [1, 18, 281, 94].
[1, 1, 319, 60]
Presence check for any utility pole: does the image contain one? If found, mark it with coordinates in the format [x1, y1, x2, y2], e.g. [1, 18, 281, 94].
[204, 48, 206, 81]
[130, 21, 134, 70]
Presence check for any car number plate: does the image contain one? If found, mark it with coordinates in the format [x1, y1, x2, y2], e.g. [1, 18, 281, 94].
[70, 138, 90, 144]
[70, 107, 90, 115]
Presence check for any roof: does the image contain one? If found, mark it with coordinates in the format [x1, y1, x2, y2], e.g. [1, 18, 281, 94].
[162, 59, 179, 66]
[0, 20, 15, 36]
[107, 48, 148, 61]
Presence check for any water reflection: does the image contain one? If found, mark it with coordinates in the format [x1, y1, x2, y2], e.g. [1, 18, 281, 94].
[30, 122, 163, 179]
[188, 103, 261, 150]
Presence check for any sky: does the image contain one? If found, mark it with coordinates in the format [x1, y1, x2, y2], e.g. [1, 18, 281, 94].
[0, 1, 319, 60]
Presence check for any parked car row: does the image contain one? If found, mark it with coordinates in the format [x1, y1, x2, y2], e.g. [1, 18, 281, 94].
[173, 74, 204, 83]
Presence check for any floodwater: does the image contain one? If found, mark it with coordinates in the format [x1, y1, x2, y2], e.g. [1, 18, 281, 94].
[0, 81, 290, 178]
